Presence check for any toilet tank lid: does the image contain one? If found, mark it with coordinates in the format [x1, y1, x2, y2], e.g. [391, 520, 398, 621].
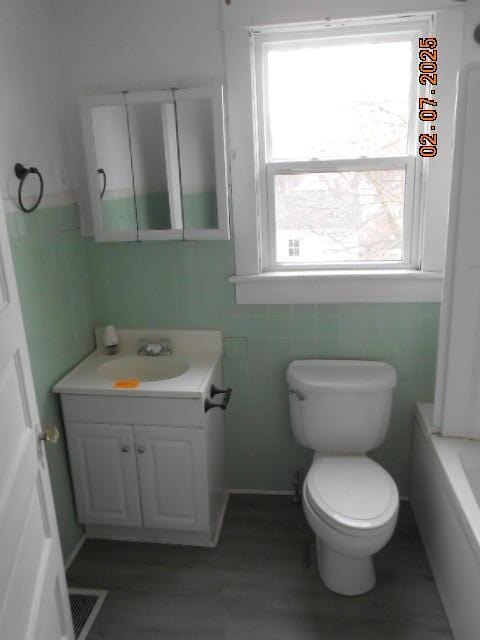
[287, 360, 397, 393]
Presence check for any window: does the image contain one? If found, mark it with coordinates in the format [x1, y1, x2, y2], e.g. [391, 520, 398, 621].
[256, 29, 419, 270]
[223, 9, 464, 303]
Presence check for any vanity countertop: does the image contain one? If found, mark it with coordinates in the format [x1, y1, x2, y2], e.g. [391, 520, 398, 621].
[53, 329, 222, 399]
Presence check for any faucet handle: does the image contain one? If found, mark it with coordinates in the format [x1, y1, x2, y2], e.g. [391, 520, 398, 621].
[158, 338, 172, 354]
[137, 337, 172, 356]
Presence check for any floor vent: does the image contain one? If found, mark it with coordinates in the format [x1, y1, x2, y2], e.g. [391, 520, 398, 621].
[69, 588, 107, 640]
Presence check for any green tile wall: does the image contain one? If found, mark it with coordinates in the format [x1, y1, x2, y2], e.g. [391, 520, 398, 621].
[137, 192, 171, 230]
[5, 199, 439, 561]
[101, 195, 137, 231]
[7, 203, 95, 560]
[101, 191, 218, 232]
[183, 191, 218, 229]
[85, 239, 440, 496]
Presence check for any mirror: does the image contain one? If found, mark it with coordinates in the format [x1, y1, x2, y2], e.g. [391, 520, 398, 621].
[90, 104, 137, 235]
[129, 102, 172, 231]
[81, 87, 229, 242]
[176, 86, 230, 240]
[127, 93, 183, 240]
[177, 96, 217, 229]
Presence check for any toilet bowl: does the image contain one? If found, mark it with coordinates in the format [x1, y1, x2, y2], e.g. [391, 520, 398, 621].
[303, 455, 399, 595]
[287, 360, 398, 596]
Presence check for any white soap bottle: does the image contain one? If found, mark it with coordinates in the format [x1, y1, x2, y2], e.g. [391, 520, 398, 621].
[103, 325, 119, 355]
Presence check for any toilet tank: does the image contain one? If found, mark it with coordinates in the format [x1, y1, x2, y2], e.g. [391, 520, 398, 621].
[287, 360, 397, 454]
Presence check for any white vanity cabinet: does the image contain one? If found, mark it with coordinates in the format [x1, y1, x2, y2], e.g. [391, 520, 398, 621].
[61, 386, 228, 547]
[55, 328, 228, 547]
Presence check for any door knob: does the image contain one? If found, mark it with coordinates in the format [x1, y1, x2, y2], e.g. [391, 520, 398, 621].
[121, 446, 130, 453]
[39, 425, 59, 445]
[137, 447, 145, 454]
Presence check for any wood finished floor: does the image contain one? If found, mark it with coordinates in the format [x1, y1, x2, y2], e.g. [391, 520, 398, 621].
[67, 495, 453, 639]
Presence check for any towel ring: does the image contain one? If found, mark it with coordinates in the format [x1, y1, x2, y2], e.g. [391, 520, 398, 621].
[15, 163, 44, 213]
[97, 168, 107, 199]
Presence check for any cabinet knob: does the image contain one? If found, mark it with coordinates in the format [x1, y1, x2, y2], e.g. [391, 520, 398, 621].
[137, 447, 145, 454]
[121, 446, 130, 453]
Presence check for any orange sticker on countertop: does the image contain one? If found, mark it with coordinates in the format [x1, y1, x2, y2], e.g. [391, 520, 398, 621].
[113, 379, 140, 389]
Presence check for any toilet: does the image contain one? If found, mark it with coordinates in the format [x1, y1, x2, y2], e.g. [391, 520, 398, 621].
[287, 359, 399, 596]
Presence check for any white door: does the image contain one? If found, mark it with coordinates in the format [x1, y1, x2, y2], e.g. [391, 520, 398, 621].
[65, 422, 142, 527]
[0, 197, 74, 639]
[135, 425, 209, 531]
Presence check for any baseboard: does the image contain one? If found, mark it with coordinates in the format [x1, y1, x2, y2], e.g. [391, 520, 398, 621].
[230, 489, 409, 497]
[229, 489, 410, 503]
[211, 492, 229, 547]
[229, 489, 293, 496]
[64, 534, 86, 571]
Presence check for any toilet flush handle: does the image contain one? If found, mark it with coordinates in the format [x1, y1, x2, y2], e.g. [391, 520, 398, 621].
[289, 389, 306, 401]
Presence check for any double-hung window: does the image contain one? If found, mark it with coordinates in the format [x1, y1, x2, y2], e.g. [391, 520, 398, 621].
[255, 26, 419, 271]
[224, 10, 463, 303]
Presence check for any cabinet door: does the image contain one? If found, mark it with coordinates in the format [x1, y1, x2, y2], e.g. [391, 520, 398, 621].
[65, 423, 142, 527]
[135, 426, 209, 531]
[127, 91, 184, 241]
[175, 86, 230, 240]
[81, 93, 138, 243]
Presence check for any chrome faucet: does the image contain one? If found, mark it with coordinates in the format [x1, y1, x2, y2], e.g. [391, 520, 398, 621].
[137, 338, 172, 356]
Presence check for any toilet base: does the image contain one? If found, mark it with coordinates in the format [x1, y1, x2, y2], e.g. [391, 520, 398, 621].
[315, 538, 376, 596]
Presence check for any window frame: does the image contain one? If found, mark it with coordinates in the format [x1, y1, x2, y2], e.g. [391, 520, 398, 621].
[266, 157, 418, 270]
[254, 25, 423, 272]
[223, 8, 465, 303]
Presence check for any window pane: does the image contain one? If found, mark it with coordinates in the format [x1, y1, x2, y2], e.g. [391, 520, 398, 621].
[273, 169, 406, 264]
[266, 40, 412, 160]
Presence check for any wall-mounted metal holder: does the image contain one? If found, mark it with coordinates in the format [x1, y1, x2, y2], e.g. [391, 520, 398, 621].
[15, 163, 44, 213]
[474, 24, 480, 45]
[97, 168, 107, 199]
[204, 384, 233, 412]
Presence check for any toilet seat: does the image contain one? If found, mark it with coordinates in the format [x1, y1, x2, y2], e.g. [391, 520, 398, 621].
[304, 456, 399, 536]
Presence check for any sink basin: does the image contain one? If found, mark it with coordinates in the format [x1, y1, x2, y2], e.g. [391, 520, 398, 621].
[98, 356, 190, 382]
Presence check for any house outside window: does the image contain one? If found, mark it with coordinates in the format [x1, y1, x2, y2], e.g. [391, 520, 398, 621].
[288, 238, 300, 257]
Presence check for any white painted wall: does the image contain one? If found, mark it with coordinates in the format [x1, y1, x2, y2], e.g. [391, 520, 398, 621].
[52, 0, 480, 235]
[0, 0, 476, 223]
[464, 0, 480, 62]
[53, 0, 225, 234]
[221, 0, 455, 27]
[0, 0, 73, 209]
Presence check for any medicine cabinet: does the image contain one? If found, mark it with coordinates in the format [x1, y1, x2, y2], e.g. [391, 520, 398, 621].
[80, 86, 230, 242]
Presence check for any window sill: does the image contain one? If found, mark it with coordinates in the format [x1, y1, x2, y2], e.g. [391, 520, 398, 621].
[229, 269, 443, 304]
